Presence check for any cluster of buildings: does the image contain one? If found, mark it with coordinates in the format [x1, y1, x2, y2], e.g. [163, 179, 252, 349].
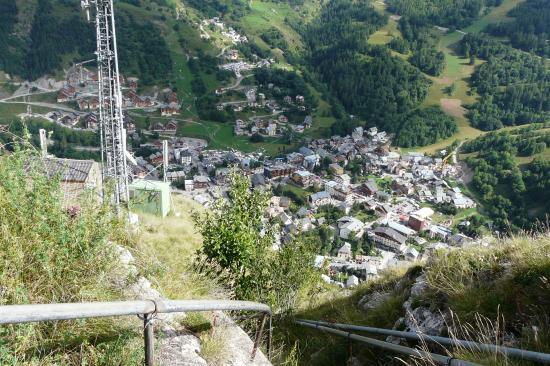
[201, 18, 248, 44]
[131, 124, 478, 291]
[219, 59, 271, 78]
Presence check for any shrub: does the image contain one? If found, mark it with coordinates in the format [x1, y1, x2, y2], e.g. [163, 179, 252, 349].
[193, 171, 318, 313]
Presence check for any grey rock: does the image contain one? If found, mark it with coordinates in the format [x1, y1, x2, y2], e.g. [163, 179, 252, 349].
[410, 273, 428, 298]
[359, 291, 392, 310]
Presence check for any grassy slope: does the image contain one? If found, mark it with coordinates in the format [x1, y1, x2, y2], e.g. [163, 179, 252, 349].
[280, 233, 550, 365]
[133, 194, 226, 300]
[400, 0, 525, 154]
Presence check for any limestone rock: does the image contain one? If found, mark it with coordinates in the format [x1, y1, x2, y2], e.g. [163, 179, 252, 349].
[359, 291, 392, 311]
[410, 273, 428, 298]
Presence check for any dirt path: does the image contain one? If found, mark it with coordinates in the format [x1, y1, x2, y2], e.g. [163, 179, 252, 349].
[441, 98, 467, 119]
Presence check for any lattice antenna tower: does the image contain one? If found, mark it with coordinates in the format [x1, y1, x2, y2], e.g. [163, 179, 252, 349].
[81, 0, 129, 209]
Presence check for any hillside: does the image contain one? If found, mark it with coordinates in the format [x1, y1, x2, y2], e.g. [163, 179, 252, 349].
[0, 0, 548, 152]
[279, 232, 550, 365]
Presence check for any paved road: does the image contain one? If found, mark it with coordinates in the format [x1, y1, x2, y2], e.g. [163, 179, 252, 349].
[0, 100, 78, 113]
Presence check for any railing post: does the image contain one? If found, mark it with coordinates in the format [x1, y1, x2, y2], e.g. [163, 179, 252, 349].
[143, 313, 154, 366]
[251, 314, 267, 361]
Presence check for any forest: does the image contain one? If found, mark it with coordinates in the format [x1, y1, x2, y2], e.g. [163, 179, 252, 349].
[386, 0, 501, 28]
[297, 0, 457, 147]
[0, 0, 172, 85]
[460, 34, 550, 130]
[0, 118, 100, 160]
[487, 0, 550, 57]
[461, 125, 550, 231]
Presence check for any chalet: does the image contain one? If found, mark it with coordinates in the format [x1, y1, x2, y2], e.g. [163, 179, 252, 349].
[78, 99, 89, 110]
[338, 216, 364, 240]
[164, 121, 178, 135]
[286, 152, 304, 165]
[161, 107, 180, 117]
[337, 243, 352, 260]
[59, 114, 79, 127]
[57, 86, 76, 103]
[263, 164, 296, 179]
[151, 122, 165, 133]
[278, 115, 288, 123]
[370, 227, 407, 253]
[429, 225, 452, 240]
[361, 180, 378, 196]
[167, 91, 180, 108]
[404, 247, 420, 261]
[166, 171, 185, 183]
[309, 191, 331, 207]
[266, 123, 277, 136]
[88, 98, 100, 110]
[292, 170, 314, 187]
[325, 181, 352, 203]
[329, 163, 344, 175]
[193, 175, 209, 189]
[180, 150, 192, 165]
[127, 77, 138, 91]
[83, 113, 98, 130]
[296, 95, 305, 104]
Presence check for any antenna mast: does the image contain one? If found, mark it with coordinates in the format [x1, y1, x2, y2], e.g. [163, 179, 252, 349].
[81, 0, 130, 209]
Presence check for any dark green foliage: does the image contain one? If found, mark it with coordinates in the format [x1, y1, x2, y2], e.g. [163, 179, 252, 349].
[487, 0, 550, 57]
[460, 34, 550, 130]
[409, 47, 445, 76]
[115, 11, 172, 85]
[388, 38, 409, 53]
[299, 0, 456, 147]
[386, 0, 498, 28]
[311, 46, 432, 132]
[250, 133, 265, 143]
[261, 27, 289, 51]
[193, 173, 318, 313]
[0, 0, 172, 83]
[255, 68, 316, 106]
[394, 107, 458, 147]
[184, 0, 248, 19]
[0, 1, 23, 76]
[25, 0, 95, 80]
[330, 118, 359, 137]
[1, 119, 100, 160]
[462, 125, 550, 231]
[302, 0, 387, 51]
[237, 40, 270, 60]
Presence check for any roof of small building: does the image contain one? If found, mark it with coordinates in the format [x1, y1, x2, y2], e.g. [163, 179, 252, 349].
[43, 158, 96, 183]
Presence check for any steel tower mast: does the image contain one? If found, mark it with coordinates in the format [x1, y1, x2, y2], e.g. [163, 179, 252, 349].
[82, 0, 129, 209]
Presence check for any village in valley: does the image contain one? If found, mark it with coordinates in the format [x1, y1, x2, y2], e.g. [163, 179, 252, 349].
[1, 14, 482, 291]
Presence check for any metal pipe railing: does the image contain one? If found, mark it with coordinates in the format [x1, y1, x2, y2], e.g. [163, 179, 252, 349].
[295, 320, 480, 366]
[0, 299, 272, 366]
[299, 319, 550, 364]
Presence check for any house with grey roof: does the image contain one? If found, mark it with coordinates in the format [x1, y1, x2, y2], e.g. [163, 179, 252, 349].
[43, 158, 102, 204]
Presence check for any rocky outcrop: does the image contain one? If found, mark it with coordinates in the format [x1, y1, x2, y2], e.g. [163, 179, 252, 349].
[358, 291, 392, 311]
[115, 246, 271, 366]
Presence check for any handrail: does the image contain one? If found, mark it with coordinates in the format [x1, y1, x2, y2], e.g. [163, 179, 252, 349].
[0, 299, 272, 366]
[299, 319, 550, 364]
[295, 320, 479, 366]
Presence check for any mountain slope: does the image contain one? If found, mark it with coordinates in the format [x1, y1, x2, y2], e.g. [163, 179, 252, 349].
[279, 233, 550, 365]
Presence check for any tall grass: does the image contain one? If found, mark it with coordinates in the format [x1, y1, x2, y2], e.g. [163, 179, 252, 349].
[0, 148, 142, 364]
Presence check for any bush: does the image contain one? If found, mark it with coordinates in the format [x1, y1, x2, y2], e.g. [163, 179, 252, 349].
[193, 172, 318, 313]
[250, 133, 265, 143]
